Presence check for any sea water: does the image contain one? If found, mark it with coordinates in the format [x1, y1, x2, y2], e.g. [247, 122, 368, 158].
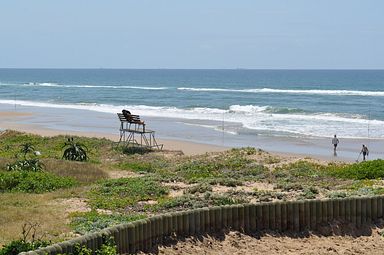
[0, 69, 383, 140]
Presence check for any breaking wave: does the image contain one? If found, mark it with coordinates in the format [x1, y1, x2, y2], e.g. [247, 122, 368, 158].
[178, 87, 384, 96]
[0, 99, 382, 139]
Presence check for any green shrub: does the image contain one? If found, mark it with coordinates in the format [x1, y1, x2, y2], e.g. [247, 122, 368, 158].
[0, 236, 117, 255]
[72, 244, 92, 255]
[6, 159, 44, 172]
[66, 237, 117, 255]
[70, 211, 146, 234]
[298, 187, 318, 200]
[95, 238, 117, 255]
[0, 239, 50, 255]
[89, 177, 168, 209]
[0, 171, 76, 193]
[328, 159, 384, 180]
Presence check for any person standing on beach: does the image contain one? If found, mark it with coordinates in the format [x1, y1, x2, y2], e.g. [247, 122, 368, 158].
[332, 135, 339, 154]
[361, 144, 369, 161]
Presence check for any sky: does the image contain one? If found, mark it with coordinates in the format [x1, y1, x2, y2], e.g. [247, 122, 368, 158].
[0, 0, 383, 69]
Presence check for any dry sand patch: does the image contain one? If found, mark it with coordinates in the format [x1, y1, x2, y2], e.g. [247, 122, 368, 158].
[107, 170, 143, 179]
[155, 223, 384, 255]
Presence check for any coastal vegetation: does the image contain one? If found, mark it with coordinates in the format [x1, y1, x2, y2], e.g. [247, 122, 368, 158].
[1, 130, 384, 251]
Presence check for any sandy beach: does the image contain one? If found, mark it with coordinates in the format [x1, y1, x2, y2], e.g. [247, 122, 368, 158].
[1, 104, 383, 161]
[0, 109, 228, 156]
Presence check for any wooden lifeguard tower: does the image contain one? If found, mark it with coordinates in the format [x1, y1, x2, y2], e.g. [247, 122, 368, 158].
[117, 113, 163, 150]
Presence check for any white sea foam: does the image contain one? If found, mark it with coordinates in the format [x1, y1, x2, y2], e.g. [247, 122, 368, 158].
[1, 100, 383, 139]
[178, 87, 384, 96]
[21, 82, 168, 90]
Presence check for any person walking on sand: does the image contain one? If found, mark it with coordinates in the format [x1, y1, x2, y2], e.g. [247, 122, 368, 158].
[332, 135, 339, 153]
[361, 144, 369, 161]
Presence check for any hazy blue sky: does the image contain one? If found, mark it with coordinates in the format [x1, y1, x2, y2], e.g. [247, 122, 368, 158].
[1, 1, 383, 69]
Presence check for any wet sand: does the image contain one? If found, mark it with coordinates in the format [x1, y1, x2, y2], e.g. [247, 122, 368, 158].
[0, 104, 383, 160]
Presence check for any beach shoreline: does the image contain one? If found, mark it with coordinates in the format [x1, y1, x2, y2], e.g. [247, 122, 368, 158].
[0, 104, 382, 162]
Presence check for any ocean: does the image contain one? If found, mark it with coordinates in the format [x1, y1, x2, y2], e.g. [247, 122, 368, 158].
[1, 69, 383, 141]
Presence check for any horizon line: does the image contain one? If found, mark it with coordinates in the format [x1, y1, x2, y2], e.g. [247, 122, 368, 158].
[1, 67, 384, 71]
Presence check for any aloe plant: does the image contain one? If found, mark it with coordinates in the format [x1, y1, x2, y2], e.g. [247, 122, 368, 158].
[62, 138, 88, 161]
[20, 143, 35, 160]
[6, 143, 44, 172]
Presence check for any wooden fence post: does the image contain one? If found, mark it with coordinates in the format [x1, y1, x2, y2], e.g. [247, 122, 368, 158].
[262, 203, 269, 230]
[281, 202, 288, 231]
[356, 198, 361, 227]
[333, 199, 339, 220]
[127, 223, 135, 254]
[298, 201, 305, 231]
[237, 205, 245, 232]
[309, 200, 316, 230]
[195, 209, 202, 234]
[249, 204, 257, 232]
[366, 197, 372, 223]
[287, 201, 294, 231]
[244, 204, 250, 233]
[269, 203, 276, 230]
[378, 196, 383, 218]
[189, 210, 196, 235]
[322, 199, 328, 224]
[221, 206, 229, 230]
[210, 206, 217, 232]
[214, 206, 223, 231]
[232, 205, 239, 230]
[227, 205, 233, 230]
[346, 198, 352, 223]
[372, 197, 378, 221]
[327, 199, 333, 222]
[293, 201, 300, 232]
[275, 202, 282, 231]
[182, 211, 190, 236]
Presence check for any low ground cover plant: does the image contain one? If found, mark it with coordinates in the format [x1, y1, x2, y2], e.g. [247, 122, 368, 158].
[0, 170, 76, 193]
[70, 211, 146, 234]
[176, 148, 258, 183]
[328, 159, 384, 180]
[155, 192, 245, 211]
[2, 130, 384, 249]
[88, 177, 169, 210]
